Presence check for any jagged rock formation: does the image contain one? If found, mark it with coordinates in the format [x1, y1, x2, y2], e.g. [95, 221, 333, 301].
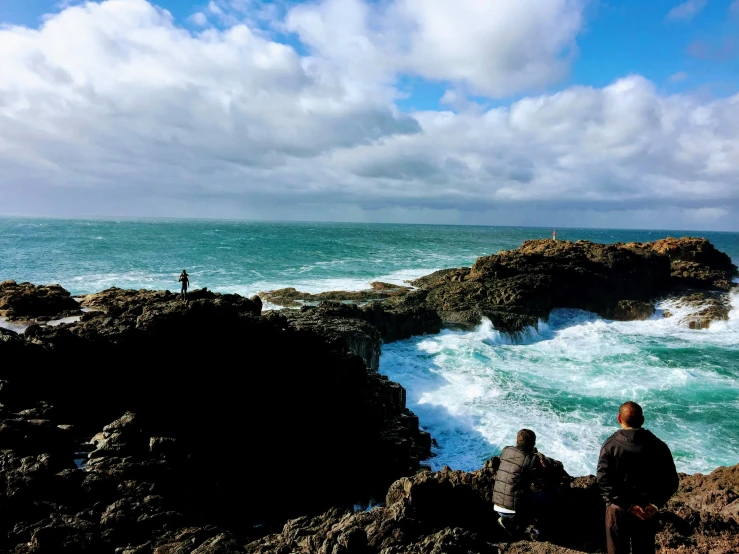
[0, 287, 431, 540]
[244, 461, 739, 554]
[398, 237, 738, 333]
[3, 395, 737, 554]
[258, 237, 737, 335]
[259, 282, 411, 308]
[1, 236, 737, 553]
[0, 280, 81, 321]
[663, 290, 733, 329]
[272, 301, 442, 371]
[266, 304, 383, 372]
[637, 237, 738, 291]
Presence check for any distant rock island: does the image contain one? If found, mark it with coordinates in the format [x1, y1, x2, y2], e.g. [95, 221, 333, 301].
[0, 236, 737, 553]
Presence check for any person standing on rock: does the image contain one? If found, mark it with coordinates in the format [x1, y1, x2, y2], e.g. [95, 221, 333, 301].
[493, 429, 551, 538]
[178, 270, 189, 301]
[597, 401, 679, 554]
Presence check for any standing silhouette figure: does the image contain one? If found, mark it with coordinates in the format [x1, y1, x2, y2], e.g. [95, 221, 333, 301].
[178, 270, 189, 301]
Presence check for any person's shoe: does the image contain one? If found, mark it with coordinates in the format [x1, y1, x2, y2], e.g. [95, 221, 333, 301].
[529, 527, 544, 541]
[497, 516, 518, 537]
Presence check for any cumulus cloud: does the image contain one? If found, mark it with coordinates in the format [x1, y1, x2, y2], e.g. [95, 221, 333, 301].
[286, 0, 584, 98]
[0, 0, 738, 230]
[188, 12, 208, 26]
[667, 0, 707, 21]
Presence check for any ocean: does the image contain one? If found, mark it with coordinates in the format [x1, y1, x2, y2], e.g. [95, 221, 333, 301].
[2, 217, 738, 477]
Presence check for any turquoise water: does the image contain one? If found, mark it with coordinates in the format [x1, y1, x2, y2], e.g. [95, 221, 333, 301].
[2, 217, 738, 476]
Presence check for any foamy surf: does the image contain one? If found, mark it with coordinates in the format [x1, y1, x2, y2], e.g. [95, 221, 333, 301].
[380, 292, 739, 477]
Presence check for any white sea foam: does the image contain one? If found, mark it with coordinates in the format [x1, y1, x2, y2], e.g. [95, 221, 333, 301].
[46, 316, 82, 326]
[381, 293, 739, 477]
[0, 318, 29, 334]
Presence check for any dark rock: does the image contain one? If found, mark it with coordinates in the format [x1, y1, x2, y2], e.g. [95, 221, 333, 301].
[636, 237, 738, 291]
[0, 280, 81, 321]
[0, 287, 430, 536]
[401, 237, 737, 334]
[668, 291, 733, 329]
[259, 283, 410, 309]
[602, 300, 655, 321]
[89, 412, 150, 460]
[279, 302, 382, 372]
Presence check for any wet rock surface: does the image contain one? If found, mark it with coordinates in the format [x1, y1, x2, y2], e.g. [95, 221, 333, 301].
[666, 291, 732, 330]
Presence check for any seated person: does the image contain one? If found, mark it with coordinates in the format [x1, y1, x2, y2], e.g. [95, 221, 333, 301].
[492, 429, 564, 538]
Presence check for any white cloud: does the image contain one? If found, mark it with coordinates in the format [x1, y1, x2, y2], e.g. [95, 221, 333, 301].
[286, 0, 584, 98]
[684, 207, 729, 222]
[669, 71, 688, 82]
[0, 0, 738, 231]
[188, 12, 208, 26]
[207, 1, 223, 15]
[667, 0, 707, 21]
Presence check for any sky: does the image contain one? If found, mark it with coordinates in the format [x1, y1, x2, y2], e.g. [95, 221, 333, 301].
[0, 0, 738, 230]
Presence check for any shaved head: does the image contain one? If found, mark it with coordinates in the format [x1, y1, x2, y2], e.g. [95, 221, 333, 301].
[619, 401, 644, 429]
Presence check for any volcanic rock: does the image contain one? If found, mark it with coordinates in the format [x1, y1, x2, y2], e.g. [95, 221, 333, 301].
[0, 286, 431, 537]
[634, 237, 738, 291]
[401, 237, 737, 333]
[259, 283, 411, 309]
[665, 291, 733, 329]
[0, 280, 81, 321]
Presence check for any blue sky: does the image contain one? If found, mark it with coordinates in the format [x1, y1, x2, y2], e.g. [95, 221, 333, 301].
[0, 0, 738, 229]
[4, 0, 737, 110]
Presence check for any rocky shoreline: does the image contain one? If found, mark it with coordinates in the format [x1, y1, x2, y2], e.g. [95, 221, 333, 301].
[1, 236, 738, 553]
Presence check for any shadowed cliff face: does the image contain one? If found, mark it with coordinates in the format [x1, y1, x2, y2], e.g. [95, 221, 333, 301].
[3, 391, 736, 554]
[0, 287, 431, 541]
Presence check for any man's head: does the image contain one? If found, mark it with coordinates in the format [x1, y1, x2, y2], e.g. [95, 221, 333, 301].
[618, 401, 644, 429]
[516, 429, 536, 452]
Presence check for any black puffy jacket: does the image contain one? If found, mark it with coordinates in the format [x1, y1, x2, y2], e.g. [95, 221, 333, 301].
[596, 428, 679, 509]
[492, 446, 547, 511]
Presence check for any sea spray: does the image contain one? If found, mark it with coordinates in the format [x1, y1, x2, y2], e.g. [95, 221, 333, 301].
[381, 294, 739, 477]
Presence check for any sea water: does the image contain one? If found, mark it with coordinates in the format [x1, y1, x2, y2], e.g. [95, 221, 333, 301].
[1, 217, 738, 476]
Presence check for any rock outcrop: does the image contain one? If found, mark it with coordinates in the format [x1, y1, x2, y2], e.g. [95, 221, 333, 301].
[636, 237, 737, 291]
[0, 286, 431, 536]
[259, 237, 736, 335]
[1, 236, 737, 553]
[243, 461, 739, 554]
[0, 280, 81, 321]
[398, 237, 738, 333]
[3, 393, 737, 554]
[272, 300, 442, 371]
[663, 290, 733, 329]
[259, 282, 411, 308]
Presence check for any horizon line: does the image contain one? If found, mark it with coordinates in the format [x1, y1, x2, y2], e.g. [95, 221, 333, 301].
[0, 213, 736, 235]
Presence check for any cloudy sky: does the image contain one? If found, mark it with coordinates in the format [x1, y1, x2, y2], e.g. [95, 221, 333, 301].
[1, 0, 738, 230]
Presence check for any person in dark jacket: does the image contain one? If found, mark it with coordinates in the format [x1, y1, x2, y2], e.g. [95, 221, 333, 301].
[492, 429, 550, 537]
[178, 270, 189, 301]
[597, 401, 679, 554]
